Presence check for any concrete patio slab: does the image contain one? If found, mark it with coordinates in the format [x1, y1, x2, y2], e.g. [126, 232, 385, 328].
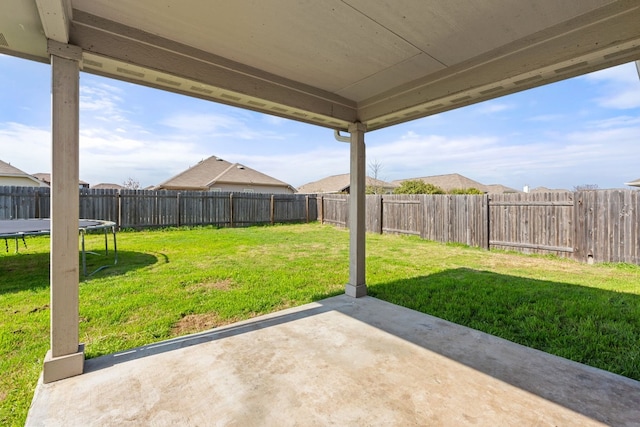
[27, 295, 640, 426]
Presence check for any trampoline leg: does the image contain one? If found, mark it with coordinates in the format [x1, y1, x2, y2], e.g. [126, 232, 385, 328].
[81, 230, 86, 277]
[112, 226, 118, 265]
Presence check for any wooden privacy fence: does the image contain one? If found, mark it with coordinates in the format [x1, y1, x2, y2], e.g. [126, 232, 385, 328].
[319, 193, 487, 247]
[4, 186, 638, 264]
[0, 187, 316, 229]
[0, 186, 50, 219]
[317, 190, 640, 265]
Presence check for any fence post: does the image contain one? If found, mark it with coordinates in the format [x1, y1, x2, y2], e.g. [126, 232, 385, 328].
[229, 193, 234, 227]
[270, 194, 275, 225]
[483, 194, 490, 250]
[378, 196, 384, 234]
[319, 195, 324, 224]
[35, 189, 40, 218]
[117, 190, 122, 228]
[305, 195, 309, 223]
[177, 192, 181, 227]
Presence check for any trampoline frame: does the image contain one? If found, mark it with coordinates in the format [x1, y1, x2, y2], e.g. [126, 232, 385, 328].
[0, 218, 118, 276]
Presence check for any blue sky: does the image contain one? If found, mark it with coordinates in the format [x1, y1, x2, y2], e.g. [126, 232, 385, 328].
[1, 53, 639, 191]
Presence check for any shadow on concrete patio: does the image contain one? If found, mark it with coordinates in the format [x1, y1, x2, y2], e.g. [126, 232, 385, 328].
[27, 291, 640, 426]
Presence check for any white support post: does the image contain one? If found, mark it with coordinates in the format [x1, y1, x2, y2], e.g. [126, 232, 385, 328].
[43, 41, 84, 383]
[346, 122, 367, 298]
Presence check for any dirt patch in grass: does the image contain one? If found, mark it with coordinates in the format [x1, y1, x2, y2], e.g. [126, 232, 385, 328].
[187, 278, 234, 292]
[0, 390, 6, 403]
[171, 312, 236, 336]
[29, 304, 49, 314]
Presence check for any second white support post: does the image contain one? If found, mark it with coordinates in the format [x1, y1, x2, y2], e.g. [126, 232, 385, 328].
[346, 122, 367, 298]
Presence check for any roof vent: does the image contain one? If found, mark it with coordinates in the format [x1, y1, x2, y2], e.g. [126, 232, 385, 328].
[156, 77, 181, 87]
[216, 157, 224, 161]
[117, 67, 144, 78]
[237, 165, 245, 170]
[84, 59, 103, 68]
[191, 86, 213, 94]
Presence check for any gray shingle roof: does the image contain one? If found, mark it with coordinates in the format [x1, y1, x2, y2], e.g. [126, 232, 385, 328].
[485, 184, 520, 194]
[529, 186, 571, 193]
[156, 156, 293, 190]
[297, 173, 396, 194]
[92, 183, 124, 190]
[32, 173, 89, 186]
[0, 159, 29, 176]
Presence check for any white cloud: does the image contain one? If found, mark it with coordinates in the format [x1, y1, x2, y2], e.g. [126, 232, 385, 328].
[527, 114, 564, 122]
[223, 147, 349, 188]
[79, 83, 128, 123]
[0, 122, 51, 174]
[261, 115, 289, 126]
[0, 120, 209, 188]
[586, 115, 640, 129]
[4, 111, 639, 191]
[360, 119, 640, 190]
[161, 112, 287, 140]
[162, 113, 242, 134]
[583, 62, 640, 109]
[474, 102, 514, 115]
[585, 63, 639, 85]
[599, 91, 640, 109]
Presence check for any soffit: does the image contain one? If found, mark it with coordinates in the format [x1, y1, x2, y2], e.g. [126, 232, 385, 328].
[1, 1, 639, 131]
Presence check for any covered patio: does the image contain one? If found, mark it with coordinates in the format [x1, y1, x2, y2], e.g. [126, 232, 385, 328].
[25, 295, 640, 425]
[2, 0, 640, 424]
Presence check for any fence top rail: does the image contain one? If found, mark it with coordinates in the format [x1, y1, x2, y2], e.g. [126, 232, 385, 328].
[383, 200, 421, 205]
[490, 201, 574, 206]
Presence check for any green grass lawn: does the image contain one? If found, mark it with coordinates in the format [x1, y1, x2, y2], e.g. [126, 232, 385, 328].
[2, 223, 639, 425]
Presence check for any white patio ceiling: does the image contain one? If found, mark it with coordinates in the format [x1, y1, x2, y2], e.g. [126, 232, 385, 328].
[1, 1, 640, 131]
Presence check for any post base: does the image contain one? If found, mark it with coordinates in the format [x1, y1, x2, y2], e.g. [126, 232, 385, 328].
[43, 344, 85, 383]
[345, 284, 367, 298]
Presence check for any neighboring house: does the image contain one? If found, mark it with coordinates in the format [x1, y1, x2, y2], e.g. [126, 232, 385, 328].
[0, 159, 49, 187]
[297, 173, 396, 194]
[156, 156, 295, 194]
[392, 173, 488, 193]
[624, 178, 640, 188]
[33, 173, 90, 189]
[92, 183, 124, 190]
[528, 186, 571, 193]
[485, 184, 520, 194]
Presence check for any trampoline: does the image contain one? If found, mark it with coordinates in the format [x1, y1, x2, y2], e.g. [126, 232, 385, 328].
[0, 218, 117, 276]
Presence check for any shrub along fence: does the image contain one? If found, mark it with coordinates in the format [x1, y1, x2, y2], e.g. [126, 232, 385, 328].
[317, 190, 640, 265]
[0, 187, 316, 228]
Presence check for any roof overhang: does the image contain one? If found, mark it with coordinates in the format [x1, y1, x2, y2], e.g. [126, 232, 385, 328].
[1, 1, 640, 132]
